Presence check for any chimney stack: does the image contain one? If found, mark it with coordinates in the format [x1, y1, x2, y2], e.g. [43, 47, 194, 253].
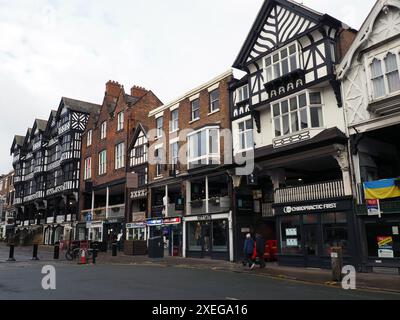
[130, 85, 148, 98]
[105, 80, 123, 98]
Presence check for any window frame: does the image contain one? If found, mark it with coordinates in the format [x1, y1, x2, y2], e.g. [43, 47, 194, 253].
[367, 49, 400, 101]
[170, 109, 179, 132]
[156, 116, 164, 138]
[263, 41, 301, 83]
[84, 157, 92, 180]
[87, 130, 93, 147]
[115, 142, 125, 170]
[209, 89, 220, 113]
[100, 122, 107, 140]
[237, 118, 254, 152]
[187, 126, 220, 169]
[191, 99, 200, 121]
[235, 85, 249, 105]
[271, 90, 324, 138]
[98, 150, 107, 175]
[117, 112, 124, 131]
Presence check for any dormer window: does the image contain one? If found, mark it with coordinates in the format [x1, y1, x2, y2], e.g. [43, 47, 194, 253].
[264, 42, 300, 83]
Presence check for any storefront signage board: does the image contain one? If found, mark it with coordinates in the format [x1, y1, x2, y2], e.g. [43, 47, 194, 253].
[366, 199, 381, 217]
[275, 200, 352, 215]
[197, 215, 212, 221]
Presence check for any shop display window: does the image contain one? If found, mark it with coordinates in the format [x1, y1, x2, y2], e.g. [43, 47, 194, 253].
[280, 215, 302, 254]
[188, 221, 203, 251]
[365, 221, 400, 258]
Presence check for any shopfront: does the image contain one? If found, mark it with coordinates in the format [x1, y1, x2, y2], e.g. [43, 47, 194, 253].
[183, 212, 233, 261]
[147, 217, 183, 257]
[275, 199, 356, 269]
[126, 222, 147, 241]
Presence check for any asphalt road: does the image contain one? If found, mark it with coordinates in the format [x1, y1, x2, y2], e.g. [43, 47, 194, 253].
[0, 261, 399, 300]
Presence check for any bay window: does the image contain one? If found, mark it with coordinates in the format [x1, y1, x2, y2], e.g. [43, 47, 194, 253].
[238, 119, 254, 151]
[272, 91, 323, 138]
[115, 143, 125, 170]
[264, 42, 300, 83]
[370, 52, 400, 99]
[187, 127, 220, 169]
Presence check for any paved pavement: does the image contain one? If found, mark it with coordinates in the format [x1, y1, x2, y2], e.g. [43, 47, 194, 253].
[1, 243, 399, 297]
[0, 261, 399, 300]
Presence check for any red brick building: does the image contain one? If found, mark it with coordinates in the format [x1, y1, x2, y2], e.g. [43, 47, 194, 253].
[79, 80, 162, 245]
[146, 70, 234, 260]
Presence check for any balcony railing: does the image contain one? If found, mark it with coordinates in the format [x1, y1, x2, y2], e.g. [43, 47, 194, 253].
[190, 196, 231, 215]
[107, 204, 125, 219]
[274, 180, 345, 204]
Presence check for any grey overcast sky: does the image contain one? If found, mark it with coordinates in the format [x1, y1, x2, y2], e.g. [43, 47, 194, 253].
[0, 0, 375, 173]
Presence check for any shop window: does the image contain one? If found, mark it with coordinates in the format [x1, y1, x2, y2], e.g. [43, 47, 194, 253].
[280, 215, 302, 254]
[322, 212, 349, 256]
[365, 222, 400, 258]
[188, 221, 203, 251]
[212, 220, 228, 252]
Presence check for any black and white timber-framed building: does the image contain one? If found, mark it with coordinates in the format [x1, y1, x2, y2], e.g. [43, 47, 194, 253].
[229, 0, 359, 268]
[10, 97, 100, 245]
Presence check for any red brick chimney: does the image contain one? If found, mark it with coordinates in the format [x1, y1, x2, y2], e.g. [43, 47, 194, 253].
[105, 80, 123, 98]
[130, 85, 148, 98]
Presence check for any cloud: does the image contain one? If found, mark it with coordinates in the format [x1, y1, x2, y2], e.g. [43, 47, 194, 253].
[0, 0, 376, 173]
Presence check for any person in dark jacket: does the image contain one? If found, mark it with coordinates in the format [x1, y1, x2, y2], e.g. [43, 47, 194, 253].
[243, 233, 255, 269]
[255, 232, 266, 268]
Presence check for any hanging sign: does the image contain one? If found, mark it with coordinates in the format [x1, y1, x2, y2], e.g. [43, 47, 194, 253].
[366, 199, 381, 217]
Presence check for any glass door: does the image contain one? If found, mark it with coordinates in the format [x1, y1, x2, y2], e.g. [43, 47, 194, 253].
[303, 214, 320, 266]
[201, 222, 212, 258]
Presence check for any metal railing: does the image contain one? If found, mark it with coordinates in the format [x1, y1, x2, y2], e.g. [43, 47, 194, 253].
[274, 180, 345, 204]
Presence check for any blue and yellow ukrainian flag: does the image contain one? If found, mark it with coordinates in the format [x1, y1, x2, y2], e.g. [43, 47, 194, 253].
[364, 179, 400, 200]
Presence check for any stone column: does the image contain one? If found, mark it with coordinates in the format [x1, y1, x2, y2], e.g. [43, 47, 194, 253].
[334, 144, 352, 196]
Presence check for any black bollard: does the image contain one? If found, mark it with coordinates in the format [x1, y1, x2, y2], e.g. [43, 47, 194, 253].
[112, 243, 117, 257]
[92, 249, 97, 264]
[31, 244, 39, 261]
[7, 244, 16, 262]
[54, 244, 60, 260]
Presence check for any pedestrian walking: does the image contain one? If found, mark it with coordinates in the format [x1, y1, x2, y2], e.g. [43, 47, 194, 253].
[255, 232, 266, 268]
[243, 233, 255, 269]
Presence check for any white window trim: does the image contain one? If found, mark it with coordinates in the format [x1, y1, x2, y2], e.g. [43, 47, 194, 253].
[189, 93, 200, 101]
[209, 89, 220, 113]
[99, 150, 107, 175]
[100, 122, 107, 140]
[191, 99, 200, 121]
[207, 82, 220, 92]
[235, 85, 249, 105]
[237, 118, 254, 152]
[117, 112, 124, 131]
[263, 41, 302, 84]
[365, 48, 400, 102]
[84, 157, 92, 180]
[115, 143, 125, 170]
[156, 116, 164, 139]
[87, 130, 92, 147]
[187, 126, 220, 168]
[170, 109, 179, 133]
[271, 89, 325, 139]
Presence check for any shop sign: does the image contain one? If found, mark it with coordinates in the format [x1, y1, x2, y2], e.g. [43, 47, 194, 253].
[393, 226, 399, 235]
[147, 219, 163, 226]
[366, 199, 381, 217]
[130, 189, 147, 199]
[163, 217, 181, 225]
[197, 215, 212, 221]
[126, 222, 146, 229]
[56, 216, 65, 224]
[377, 236, 394, 258]
[275, 200, 351, 215]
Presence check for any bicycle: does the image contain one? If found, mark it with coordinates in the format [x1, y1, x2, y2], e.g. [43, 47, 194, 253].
[65, 245, 94, 261]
